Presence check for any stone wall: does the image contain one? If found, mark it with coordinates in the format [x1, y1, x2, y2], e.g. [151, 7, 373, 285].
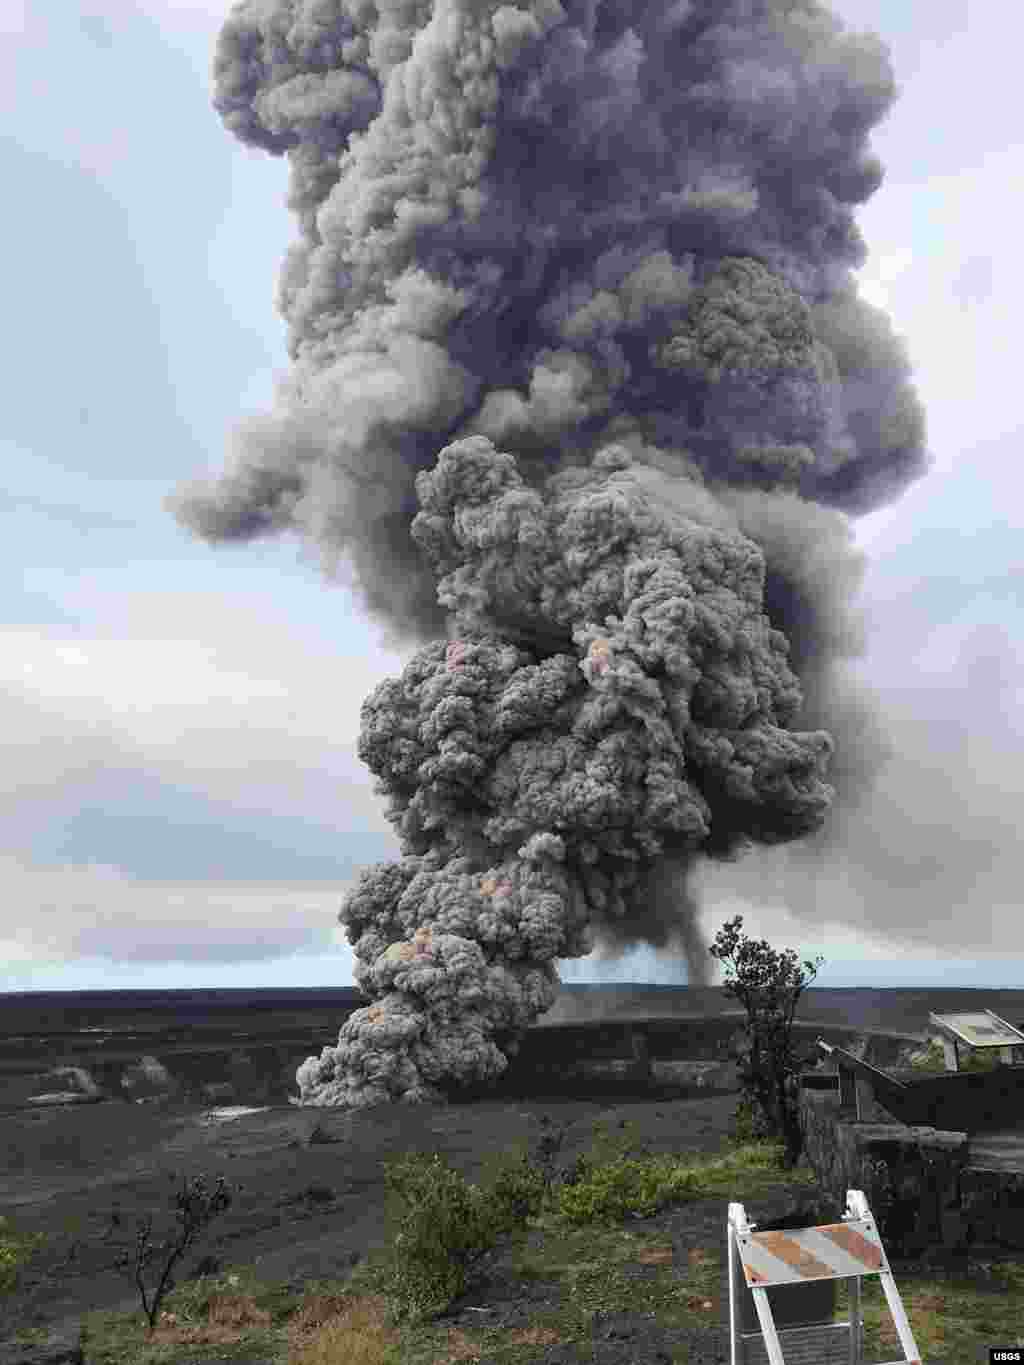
[891, 1064, 1024, 1133]
[797, 1086, 969, 1256]
[796, 1084, 1024, 1257]
[959, 1166, 1024, 1251]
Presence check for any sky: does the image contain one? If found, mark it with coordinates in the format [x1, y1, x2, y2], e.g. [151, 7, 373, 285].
[2, 0, 1022, 997]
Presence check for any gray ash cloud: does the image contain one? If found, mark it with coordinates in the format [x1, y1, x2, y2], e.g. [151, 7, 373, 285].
[168, 0, 929, 1106]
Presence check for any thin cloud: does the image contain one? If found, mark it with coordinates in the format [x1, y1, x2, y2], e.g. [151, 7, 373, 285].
[0, 852, 355, 982]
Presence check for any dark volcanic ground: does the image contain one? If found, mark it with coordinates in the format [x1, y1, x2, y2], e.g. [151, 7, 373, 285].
[5, 983, 1024, 1043]
[537, 985, 1024, 1036]
[0, 1083, 778, 1353]
[2, 987, 1024, 1357]
[4, 986, 1022, 1115]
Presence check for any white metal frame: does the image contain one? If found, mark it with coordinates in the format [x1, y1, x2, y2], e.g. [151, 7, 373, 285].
[727, 1189, 922, 1365]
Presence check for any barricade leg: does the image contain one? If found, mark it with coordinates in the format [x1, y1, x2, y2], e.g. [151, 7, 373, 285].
[847, 1275, 862, 1365]
[878, 1269, 922, 1364]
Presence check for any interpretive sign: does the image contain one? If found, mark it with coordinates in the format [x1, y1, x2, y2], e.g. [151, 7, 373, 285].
[928, 1010, 1024, 1070]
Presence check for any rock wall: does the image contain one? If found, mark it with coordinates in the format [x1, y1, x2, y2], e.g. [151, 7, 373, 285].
[891, 1065, 1024, 1133]
[958, 1166, 1024, 1251]
[796, 1086, 1024, 1257]
[797, 1087, 968, 1255]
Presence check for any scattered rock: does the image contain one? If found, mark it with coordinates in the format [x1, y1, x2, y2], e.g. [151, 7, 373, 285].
[276, 1183, 337, 1208]
[306, 1121, 344, 1145]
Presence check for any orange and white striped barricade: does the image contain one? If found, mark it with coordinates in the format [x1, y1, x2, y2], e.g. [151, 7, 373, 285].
[727, 1189, 922, 1365]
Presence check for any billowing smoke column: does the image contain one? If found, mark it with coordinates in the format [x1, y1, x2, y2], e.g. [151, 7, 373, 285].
[170, 0, 928, 1107]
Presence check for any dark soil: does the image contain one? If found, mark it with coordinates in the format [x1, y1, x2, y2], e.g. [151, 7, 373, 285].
[2, 1062, 1013, 1362]
[0, 1080, 823, 1356]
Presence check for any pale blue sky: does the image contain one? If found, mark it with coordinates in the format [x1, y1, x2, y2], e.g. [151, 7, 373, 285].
[3, 0, 1022, 995]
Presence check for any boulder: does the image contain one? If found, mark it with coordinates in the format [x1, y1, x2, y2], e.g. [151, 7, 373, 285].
[117, 1055, 181, 1103]
[16, 1065, 109, 1109]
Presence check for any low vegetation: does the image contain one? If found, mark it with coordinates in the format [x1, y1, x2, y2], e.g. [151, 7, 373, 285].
[4, 1096, 1023, 1364]
[2, 1117, 821, 1363]
[908, 1037, 1008, 1073]
[111, 1171, 238, 1334]
[0, 1215, 46, 1298]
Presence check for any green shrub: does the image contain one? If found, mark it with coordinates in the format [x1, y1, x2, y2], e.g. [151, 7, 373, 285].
[359, 1108, 804, 1328]
[368, 1150, 521, 1326]
[908, 1040, 946, 1072]
[0, 1217, 46, 1297]
[0, 1232, 19, 1296]
[962, 1049, 1000, 1073]
[724, 1093, 780, 1150]
[478, 1143, 548, 1230]
[549, 1128, 798, 1228]
[366, 1122, 646, 1325]
[553, 1151, 703, 1225]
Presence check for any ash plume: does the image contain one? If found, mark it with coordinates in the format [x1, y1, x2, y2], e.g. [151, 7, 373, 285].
[169, 0, 929, 1107]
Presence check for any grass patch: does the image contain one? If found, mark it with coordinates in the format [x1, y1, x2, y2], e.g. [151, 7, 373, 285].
[838, 1258, 1024, 1363]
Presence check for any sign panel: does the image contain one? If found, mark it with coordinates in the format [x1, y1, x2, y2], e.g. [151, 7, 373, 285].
[927, 1010, 1024, 1051]
[735, 1217, 888, 1289]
